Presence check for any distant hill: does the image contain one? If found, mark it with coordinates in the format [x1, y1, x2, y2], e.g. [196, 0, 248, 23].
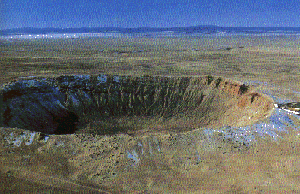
[1, 26, 300, 36]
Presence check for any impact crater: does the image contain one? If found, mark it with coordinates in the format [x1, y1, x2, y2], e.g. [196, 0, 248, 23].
[0, 75, 274, 135]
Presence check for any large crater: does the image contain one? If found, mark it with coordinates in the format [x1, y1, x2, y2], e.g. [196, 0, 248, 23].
[0, 75, 274, 135]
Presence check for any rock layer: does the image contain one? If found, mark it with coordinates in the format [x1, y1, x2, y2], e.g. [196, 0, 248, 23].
[0, 75, 274, 134]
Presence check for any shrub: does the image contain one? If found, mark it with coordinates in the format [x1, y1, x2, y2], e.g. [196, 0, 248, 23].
[207, 75, 214, 85]
[239, 84, 249, 94]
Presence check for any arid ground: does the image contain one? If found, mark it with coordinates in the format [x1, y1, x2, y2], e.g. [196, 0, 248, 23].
[1, 35, 300, 193]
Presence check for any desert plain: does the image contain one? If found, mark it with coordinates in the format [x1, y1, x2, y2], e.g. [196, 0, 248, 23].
[1, 34, 300, 193]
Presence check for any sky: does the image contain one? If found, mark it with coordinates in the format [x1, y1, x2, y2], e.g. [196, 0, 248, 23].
[1, 0, 300, 30]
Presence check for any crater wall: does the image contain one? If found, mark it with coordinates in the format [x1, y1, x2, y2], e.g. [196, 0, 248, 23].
[0, 75, 274, 135]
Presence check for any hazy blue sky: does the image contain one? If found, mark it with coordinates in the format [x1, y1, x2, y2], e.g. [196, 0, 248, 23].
[1, 0, 299, 29]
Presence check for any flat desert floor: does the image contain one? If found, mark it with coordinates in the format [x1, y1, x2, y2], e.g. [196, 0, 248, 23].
[1, 35, 300, 193]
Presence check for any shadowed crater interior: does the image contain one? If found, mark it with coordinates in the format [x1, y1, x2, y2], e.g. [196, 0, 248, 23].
[0, 75, 274, 135]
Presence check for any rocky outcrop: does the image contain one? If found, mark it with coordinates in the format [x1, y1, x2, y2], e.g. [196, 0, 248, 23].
[0, 74, 274, 135]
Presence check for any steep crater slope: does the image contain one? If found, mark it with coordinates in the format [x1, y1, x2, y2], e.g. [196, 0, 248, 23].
[0, 75, 274, 135]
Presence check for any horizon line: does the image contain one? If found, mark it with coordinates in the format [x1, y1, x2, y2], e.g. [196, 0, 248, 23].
[1, 25, 300, 31]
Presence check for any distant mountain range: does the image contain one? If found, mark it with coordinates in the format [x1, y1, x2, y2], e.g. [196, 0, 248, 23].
[1, 26, 300, 36]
